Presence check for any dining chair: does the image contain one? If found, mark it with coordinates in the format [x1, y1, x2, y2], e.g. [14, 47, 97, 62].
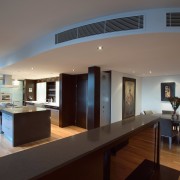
[144, 110, 153, 115]
[162, 110, 179, 131]
[160, 118, 177, 149]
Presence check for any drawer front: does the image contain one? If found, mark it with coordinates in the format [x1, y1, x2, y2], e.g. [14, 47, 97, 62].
[51, 109, 59, 119]
[46, 108, 59, 119]
[2, 113, 13, 121]
[2, 113, 13, 141]
[2, 125, 13, 140]
[2, 114, 13, 128]
[51, 117, 59, 126]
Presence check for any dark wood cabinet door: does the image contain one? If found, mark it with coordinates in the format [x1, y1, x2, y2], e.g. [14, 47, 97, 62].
[76, 75, 87, 129]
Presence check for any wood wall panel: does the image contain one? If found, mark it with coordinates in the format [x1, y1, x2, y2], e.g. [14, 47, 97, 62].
[76, 74, 88, 128]
[59, 74, 76, 127]
[23, 79, 37, 102]
[87, 66, 100, 130]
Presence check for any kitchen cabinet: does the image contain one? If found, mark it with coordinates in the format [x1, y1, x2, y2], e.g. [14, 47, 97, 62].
[2, 113, 13, 141]
[46, 82, 55, 102]
[45, 106, 59, 126]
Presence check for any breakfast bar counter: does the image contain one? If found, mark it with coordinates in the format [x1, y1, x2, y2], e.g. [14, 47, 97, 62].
[0, 115, 160, 180]
[1, 106, 51, 146]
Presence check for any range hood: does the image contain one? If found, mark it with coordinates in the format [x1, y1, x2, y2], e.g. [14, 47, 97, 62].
[0, 74, 16, 88]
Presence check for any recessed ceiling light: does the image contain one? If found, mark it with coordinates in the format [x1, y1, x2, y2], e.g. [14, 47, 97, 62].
[149, 70, 152, 74]
[31, 67, 34, 70]
[97, 46, 103, 50]
[72, 69, 75, 72]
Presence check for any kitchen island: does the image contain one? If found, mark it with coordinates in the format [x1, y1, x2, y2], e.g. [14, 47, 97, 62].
[26, 101, 59, 126]
[1, 106, 51, 146]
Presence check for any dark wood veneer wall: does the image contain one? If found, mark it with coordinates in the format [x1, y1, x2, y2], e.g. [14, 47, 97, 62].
[23, 79, 37, 102]
[59, 73, 88, 128]
[59, 66, 101, 129]
[59, 74, 77, 127]
[76, 74, 88, 129]
[87, 66, 100, 130]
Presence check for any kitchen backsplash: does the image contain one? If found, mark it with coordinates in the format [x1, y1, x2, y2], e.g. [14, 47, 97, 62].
[0, 80, 23, 106]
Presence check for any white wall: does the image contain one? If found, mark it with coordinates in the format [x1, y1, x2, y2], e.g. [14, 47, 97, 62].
[141, 75, 180, 114]
[111, 71, 142, 123]
[55, 81, 59, 105]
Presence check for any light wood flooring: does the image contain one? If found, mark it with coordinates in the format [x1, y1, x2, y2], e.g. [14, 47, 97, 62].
[0, 124, 86, 157]
[0, 124, 179, 174]
[160, 140, 180, 171]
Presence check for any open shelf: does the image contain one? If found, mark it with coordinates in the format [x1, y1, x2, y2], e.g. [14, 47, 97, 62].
[47, 82, 56, 102]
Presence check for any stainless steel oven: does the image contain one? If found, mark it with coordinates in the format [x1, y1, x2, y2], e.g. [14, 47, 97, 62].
[0, 93, 12, 102]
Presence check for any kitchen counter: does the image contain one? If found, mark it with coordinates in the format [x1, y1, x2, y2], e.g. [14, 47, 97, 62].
[0, 115, 160, 179]
[1, 106, 48, 115]
[25, 101, 59, 107]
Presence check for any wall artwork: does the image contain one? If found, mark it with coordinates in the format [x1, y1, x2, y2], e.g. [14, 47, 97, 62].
[161, 82, 175, 101]
[122, 77, 136, 119]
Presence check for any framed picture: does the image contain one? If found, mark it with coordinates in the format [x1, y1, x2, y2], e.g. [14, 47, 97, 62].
[161, 82, 175, 101]
[122, 77, 136, 119]
[29, 88, 32, 92]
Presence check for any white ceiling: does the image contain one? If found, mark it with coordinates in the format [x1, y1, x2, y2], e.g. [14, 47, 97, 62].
[0, 0, 180, 79]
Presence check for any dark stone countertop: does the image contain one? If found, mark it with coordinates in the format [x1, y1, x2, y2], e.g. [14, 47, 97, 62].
[1, 106, 49, 115]
[0, 115, 159, 180]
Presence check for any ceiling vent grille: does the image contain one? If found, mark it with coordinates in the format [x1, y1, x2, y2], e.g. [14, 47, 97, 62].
[55, 28, 77, 44]
[166, 12, 180, 27]
[106, 16, 143, 32]
[78, 22, 105, 38]
[55, 15, 143, 44]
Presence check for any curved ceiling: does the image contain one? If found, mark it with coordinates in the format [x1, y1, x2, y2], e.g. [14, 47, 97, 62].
[0, 0, 180, 79]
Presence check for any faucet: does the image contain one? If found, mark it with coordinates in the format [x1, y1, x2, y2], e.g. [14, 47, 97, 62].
[12, 101, 20, 107]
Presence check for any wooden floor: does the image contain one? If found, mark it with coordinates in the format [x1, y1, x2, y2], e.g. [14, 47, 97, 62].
[160, 139, 180, 171]
[0, 124, 86, 157]
[110, 126, 180, 180]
